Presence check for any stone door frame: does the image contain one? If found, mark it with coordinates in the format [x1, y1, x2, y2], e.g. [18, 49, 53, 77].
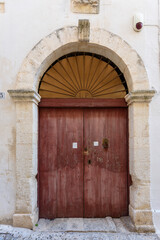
[8, 26, 155, 232]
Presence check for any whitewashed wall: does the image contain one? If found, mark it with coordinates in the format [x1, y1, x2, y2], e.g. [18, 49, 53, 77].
[0, 0, 159, 232]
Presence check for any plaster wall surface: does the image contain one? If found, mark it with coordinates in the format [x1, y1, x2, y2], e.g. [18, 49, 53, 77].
[0, 0, 160, 232]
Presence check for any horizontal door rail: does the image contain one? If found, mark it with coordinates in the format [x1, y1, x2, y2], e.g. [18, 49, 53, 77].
[39, 98, 128, 108]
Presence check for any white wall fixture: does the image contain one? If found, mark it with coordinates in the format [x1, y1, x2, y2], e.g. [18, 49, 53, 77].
[133, 13, 144, 32]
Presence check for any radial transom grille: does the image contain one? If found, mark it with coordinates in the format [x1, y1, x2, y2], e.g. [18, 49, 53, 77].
[39, 52, 128, 99]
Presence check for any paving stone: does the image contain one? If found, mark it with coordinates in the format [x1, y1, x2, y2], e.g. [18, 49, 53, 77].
[67, 218, 84, 231]
[113, 218, 130, 233]
[34, 218, 68, 232]
[0, 226, 13, 232]
[0, 219, 160, 240]
[121, 216, 136, 232]
[128, 234, 160, 240]
[34, 218, 117, 233]
[0, 233, 14, 240]
[0, 234, 6, 240]
[6, 232, 160, 240]
[83, 217, 117, 232]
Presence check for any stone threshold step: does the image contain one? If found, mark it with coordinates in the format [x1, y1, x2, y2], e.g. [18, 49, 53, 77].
[34, 217, 135, 233]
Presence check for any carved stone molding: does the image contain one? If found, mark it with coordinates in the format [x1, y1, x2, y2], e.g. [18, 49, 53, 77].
[71, 0, 99, 14]
[8, 89, 41, 105]
[125, 90, 156, 105]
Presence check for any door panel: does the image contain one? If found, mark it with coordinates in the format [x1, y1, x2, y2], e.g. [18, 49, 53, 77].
[84, 108, 128, 217]
[39, 107, 128, 218]
[39, 108, 84, 218]
[39, 108, 58, 218]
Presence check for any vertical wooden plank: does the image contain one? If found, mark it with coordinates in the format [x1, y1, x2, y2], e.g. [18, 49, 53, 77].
[84, 108, 128, 217]
[39, 108, 58, 218]
[56, 108, 84, 217]
[39, 108, 84, 218]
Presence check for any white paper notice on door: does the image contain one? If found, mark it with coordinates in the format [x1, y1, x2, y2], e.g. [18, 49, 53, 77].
[72, 142, 78, 149]
[93, 141, 99, 146]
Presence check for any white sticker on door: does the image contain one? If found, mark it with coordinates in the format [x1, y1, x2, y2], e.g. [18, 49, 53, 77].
[72, 142, 78, 149]
[93, 141, 99, 146]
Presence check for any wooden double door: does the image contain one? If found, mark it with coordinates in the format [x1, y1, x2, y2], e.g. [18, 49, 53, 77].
[39, 106, 128, 218]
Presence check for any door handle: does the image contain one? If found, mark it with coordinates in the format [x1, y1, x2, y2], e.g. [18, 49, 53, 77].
[102, 138, 109, 149]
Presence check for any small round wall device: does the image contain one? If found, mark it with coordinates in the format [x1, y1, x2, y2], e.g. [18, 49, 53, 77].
[133, 13, 144, 32]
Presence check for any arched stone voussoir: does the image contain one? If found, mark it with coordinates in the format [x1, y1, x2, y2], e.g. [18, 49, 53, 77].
[16, 26, 150, 93]
[16, 26, 78, 91]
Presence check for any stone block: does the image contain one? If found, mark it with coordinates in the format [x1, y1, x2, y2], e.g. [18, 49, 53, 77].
[129, 137, 149, 149]
[78, 19, 90, 42]
[15, 177, 37, 213]
[57, 27, 78, 45]
[71, 0, 99, 14]
[34, 218, 117, 232]
[129, 205, 155, 232]
[129, 143, 150, 182]
[16, 132, 37, 145]
[129, 147, 150, 164]
[16, 72, 35, 90]
[129, 102, 149, 117]
[13, 209, 38, 229]
[16, 143, 38, 177]
[129, 118, 149, 138]
[130, 185, 151, 210]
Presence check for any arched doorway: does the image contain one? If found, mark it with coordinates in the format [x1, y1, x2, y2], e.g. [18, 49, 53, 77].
[8, 27, 155, 231]
[38, 52, 129, 218]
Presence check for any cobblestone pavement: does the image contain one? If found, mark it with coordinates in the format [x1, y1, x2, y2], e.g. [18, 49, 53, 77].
[0, 218, 159, 240]
[0, 231, 159, 240]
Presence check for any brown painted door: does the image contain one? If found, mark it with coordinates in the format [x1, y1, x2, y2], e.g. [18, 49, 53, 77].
[39, 108, 84, 218]
[83, 108, 128, 217]
[39, 107, 128, 218]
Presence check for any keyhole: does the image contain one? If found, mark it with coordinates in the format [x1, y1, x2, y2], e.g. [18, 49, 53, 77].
[88, 159, 91, 164]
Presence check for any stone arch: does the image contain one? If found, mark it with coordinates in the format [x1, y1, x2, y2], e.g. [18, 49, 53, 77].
[16, 26, 149, 92]
[8, 26, 155, 231]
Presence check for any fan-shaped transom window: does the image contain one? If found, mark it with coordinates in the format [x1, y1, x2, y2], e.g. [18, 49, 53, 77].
[39, 52, 128, 99]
